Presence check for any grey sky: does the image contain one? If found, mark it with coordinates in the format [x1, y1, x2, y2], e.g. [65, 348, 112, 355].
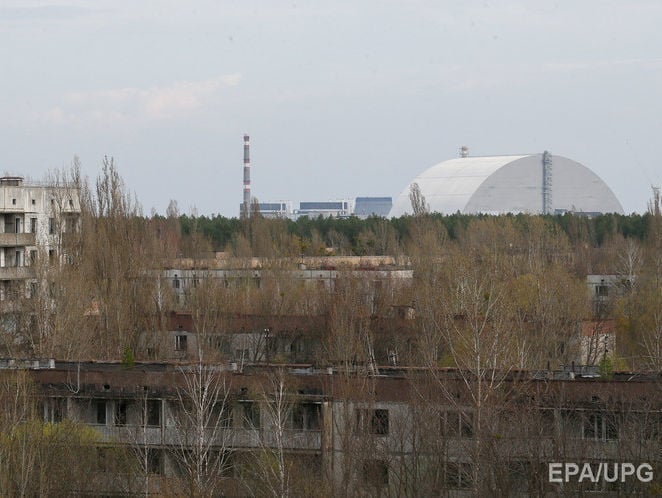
[1, 1, 660, 216]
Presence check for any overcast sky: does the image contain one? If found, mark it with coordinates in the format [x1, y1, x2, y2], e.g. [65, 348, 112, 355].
[1, 1, 660, 216]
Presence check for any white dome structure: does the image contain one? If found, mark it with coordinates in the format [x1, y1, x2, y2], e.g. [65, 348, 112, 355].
[389, 152, 623, 217]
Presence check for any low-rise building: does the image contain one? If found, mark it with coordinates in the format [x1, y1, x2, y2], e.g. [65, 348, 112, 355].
[12, 360, 662, 496]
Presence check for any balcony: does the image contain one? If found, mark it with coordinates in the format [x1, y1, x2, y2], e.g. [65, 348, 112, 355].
[96, 425, 322, 451]
[0, 232, 35, 247]
[0, 266, 35, 279]
[94, 425, 164, 445]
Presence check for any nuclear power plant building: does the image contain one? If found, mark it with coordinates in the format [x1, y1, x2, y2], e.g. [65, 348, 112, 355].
[389, 152, 624, 217]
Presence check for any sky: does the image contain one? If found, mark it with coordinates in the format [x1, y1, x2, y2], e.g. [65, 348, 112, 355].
[1, 0, 661, 217]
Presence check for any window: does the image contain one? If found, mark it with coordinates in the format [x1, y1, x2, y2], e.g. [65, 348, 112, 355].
[68, 199, 74, 208]
[561, 409, 580, 437]
[30, 218, 36, 233]
[31, 199, 35, 206]
[96, 400, 107, 425]
[441, 411, 473, 438]
[49, 218, 55, 234]
[29, 250, 37, 265]
[508, 461, 532, 494]
[538, 409, 556, 437]
[65, 216, 76, 233]
[115, 400, 129, 426]
[45, 398, 65, 423]
[356, 408, 389, 436]
[292, 403, 321, 431]
[363, 459, 389, 487]
[175, 334, 188, 352]
[371, 409, 389, 435]
[445, 462, 473, 489]
[213, 402, 233, 428]
[173, 278, 180, 289]
[143, 400, 161, 427]
[48, 249, 56, 264]
[643, 413, 662, 440]
[596, 285, 609, 297]
[29, 282, 37, 299]
[14, 250, 20, 267]
[241, 402, 260, 429]
[235, 348, 250, 360]
[147, 449, 163, 475]
[14, 218, 20, 233]
[11, 198, 16, 205]
[583, 411, 619, 441]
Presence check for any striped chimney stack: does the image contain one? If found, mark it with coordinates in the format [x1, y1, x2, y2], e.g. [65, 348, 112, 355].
[243, 134, 251, 217]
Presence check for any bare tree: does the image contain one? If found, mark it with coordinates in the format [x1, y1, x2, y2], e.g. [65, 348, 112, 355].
[408, 182, 429, 216]
[172, 363, 233, 497]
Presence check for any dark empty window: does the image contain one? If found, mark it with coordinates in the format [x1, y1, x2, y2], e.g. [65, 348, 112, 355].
[596, 285, 609, 297]
[147, 449, 163, 475]
[115, 401, 128, 426]
[442, 411, 473, 438]
[371, 409, 389, 435]
[30, 218, 36, 233]
[356, 409, 389, 436]
[46, 398, 65, 423]
[144, 400, 161, 427]
[11, 198, 16, 205]
[445, 462, 473, 489]
[583, 412, 619, 441]
[292, 403, 321, 431]
[65, 217, 76, 233]
[175, 335, 187, 351]
[96, 401, 107, 425]
[583, 412, 600, 440]
[173, 278, 180, 289]
[241, 402, 260, 429]
[49, 218, 55, 234]
[213, 402, 233, 428]
[363, 459, 389, 487]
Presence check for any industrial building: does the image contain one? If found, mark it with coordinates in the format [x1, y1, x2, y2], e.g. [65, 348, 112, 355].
[239, 133, 392, 219]
[244, 198, 393, 220]
[389, 151, 624, 217]
[354, 196, 393, 218]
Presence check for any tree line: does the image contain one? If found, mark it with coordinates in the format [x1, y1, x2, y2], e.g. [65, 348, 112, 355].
[175, 210, 651, 256]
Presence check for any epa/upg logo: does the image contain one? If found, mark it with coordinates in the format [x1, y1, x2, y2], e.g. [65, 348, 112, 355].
[548, 462, 653, 484]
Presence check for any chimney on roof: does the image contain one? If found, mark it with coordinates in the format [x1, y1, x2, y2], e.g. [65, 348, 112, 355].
[460, 146, 469, 158]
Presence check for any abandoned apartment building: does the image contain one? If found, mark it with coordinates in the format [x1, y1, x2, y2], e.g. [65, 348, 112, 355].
[0, 175, 80, 300]
[12, 359, 662, 496]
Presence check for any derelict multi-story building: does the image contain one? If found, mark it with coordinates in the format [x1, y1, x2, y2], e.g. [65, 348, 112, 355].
[0, 176, 80, 299]
[15, 360, 662, 496]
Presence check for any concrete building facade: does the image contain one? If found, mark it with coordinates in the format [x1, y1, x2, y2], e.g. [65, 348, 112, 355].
[16, 360, 662, 496]
[0, 176, 80, 300]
